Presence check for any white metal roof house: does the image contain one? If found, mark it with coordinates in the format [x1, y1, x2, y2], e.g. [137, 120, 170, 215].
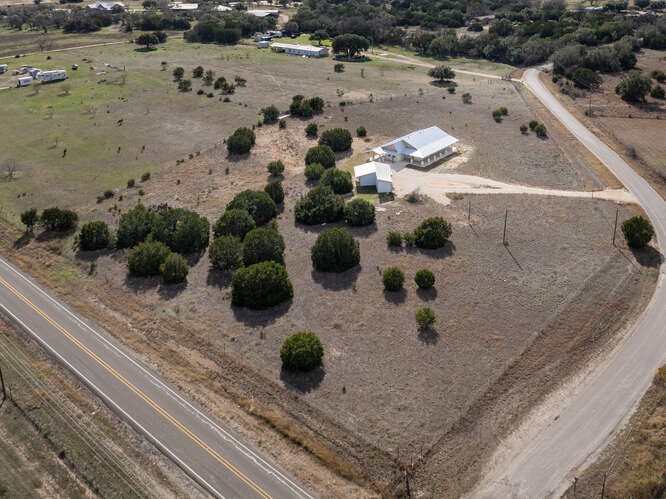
[270, 42, 328, 57]
[247, 9, 279, 17]
[368, 126, 459, 168]
[87, 1, 125, 10]
[170, 2, 198, 9]
[354, 161, 393, 193]
[214, 4, 232, 10]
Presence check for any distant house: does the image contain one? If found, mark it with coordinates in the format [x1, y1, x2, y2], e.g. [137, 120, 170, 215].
[87, 1, 125, 10]
[170, 2, 198, 9]
[367, 126, 459, 168]
[270, 42, 328, 57]
[354, 161, 393, 193]
[247, 9, 279, 17]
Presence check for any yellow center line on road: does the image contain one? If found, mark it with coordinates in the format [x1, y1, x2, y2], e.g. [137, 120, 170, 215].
[0, 275, 271, 499]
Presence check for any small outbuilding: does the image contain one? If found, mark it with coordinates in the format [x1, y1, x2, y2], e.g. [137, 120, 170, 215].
[247, 9, 279, 17]
[169, 2, 198, 9]
[354, 161, 393, 193]
[270, 42, 329, 57]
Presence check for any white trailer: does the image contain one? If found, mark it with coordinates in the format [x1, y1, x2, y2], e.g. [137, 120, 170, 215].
[0, 64, 8, 74]
[37, 70, 68, 83]
[17, 76, 33, 87]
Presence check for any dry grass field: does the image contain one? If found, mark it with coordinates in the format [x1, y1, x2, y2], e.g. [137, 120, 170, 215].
[0, 33, 659, 496]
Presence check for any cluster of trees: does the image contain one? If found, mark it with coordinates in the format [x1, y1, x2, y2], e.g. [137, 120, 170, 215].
[227, 127, 256, 155]
[319, 128, 353, 153]
[3, 4, 118, 33]
[184, 13, 276, 45]
[135, 30, 167, 49]
[386, 217, 453, 250]
[124, 12, 191, 32]
[615, 70, 659, 102]
[289, 95, 325, 118]
[21, 207, 78, 233]
[331, 33, 370, 59]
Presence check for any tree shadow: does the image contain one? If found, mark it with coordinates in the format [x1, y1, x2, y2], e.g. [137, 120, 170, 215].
[13, 232, 31, 249]
[124, 274, 161, 293]
[159, 281, 187, 299]
[134, 47, 157, 53]
[184, 250, 205, 267]
[384, 288, 407, 304]
[419, 241, 456, 259]
[280, 366, 325, 393]
[416, 287, 438, 301]
[429, 80, 457, 88]
[36, 228, 76, 242]
[503, 244, 523, 271]
[349, 223, 378, 237]
[231, 299, 292, 327]
[75, 247, 115, 262]
[311, 265, 361, 291]
[206, 268, 233, 289]
[631, 246, 663, 268]
[418, 327, 439, 345]
[294, 220, 345, 234]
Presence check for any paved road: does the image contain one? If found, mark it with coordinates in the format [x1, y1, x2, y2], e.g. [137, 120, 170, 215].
[470, 69, 666, 498]
[0, 256, 313, 499]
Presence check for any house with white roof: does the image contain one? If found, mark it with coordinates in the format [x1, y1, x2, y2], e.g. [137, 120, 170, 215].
[270, 42, 328, 57]
[170, 2, 198, 9]
[247, 9, 279, 17]
[367, 126, 459, 168]
[87, 1, 125, 10]
[354, 161, 392, 193]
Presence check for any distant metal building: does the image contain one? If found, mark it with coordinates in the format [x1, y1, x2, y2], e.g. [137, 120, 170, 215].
[270, 42, 329, 58]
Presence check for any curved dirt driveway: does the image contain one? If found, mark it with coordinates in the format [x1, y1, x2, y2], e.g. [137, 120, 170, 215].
[469, 69, 666, 498]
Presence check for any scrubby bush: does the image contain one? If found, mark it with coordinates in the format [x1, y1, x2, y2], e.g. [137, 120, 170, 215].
[192, 65, 204, 78]
[20, 208, 39, 232]
[615, 71, 652, 102]
[462, 92, 472, 104]
[127, 240, 171, 277]
[414, 269, 435, 289]
[305, 163, 325, 181]
[295, 185, 344, 225]
[319, 128, 353, 152]
[281, 332, 323, 371]
[141, 172, 151, 182]
[382, 266, 404, 291]
[621, 215, 654, 249]
[116, 204, 158, 248]
[651, 86, 665, 99]
[213, 209, 255, 240]
[289, 95, 325, 117]
[209, 235, 243, 271]
[311, 227, 360, 272]
[320, 168, 353, 194]
[151, 207, 210, 254]
[160, 253, 189, 284]
[534, 123, 548, 138]
[231, 261, 293, 309]
[242, 227, 285, 266]
[356, 126, 367, 137]
[226, 190, 277, 226]
[41, 207, 78, 232]
[529, 120, 539, 130]
[227, 127, 256, 155]
[178, 79, 192, 92]
[79, 220, 111, 251]
[520, 124, 528, 134]
[414, 217, 452, 249]
[305, 145, 335, 168]
[416, 307, 436, 330]
[403, 232, 416, 247]
[264, 180, 285, 204]
[261, 104, 280, 124]
[279, 119, 286, 129]
[267, 160, 285, 176]
[386, 231, 402, 247]
[343, 198, 375, 226]
[305, 122, 318, 138]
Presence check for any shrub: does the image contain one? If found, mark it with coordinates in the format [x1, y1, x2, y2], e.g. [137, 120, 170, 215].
[386, 231, 402, 247]
[160, 253, 189, 284]
[311, 227, 360, 272]
[492, 109, 503, 122]
[226, 190, 277, 226]
[127, 178, 135, 188]
[356, 126, 367, 137]
[529, 120, 539, 130]
[295, 185, 345, 225]
[499, 106, 508, 115]
[621, 215, 654, 249]
[41, 207, 78, 232]
[414, 217, 452, 249]
[264, 180, 285, 204]
[141, 172, 151, 182]
[231, 261, 293, 309]
[267, 160, 285, 176]
[403, 232, 416, 247]
[305, 145, 336, 168]
[79, 221, 111, 251]
[447, 86, 455, 94]
[428, 65, 456, 81]
[534, 123, 548, 138]
[127, 240, 171, 277]
[151, 207, 210, 254]
[320, 168, 353, 194]
[227, 127, 256, 155]
[281, 332, 323, 371]
[305, 123, 318, 138]
[208, 235, 243, 271]
[520, 124, 528, 134]
[652, 70, 666, 83]
[461, 92, 472, 104]
[279, 119, 286, 129]
[192, 65, 204, 78]
[243, 227, 285, 266]
[116, 204, 159, 248]
[319, 128, 353, 152]
[213, 209, 255, 240]
[20, 208, 39, 231]
[334, 63, 345, 73]
[172, 66, 184, 80]
[261, 104, 280, 124]
[289, 95, 325, 117]
[615, 71, 652, 102]
[651, 86, 665, 99]
[382, 266, 404, 291]
[414, 269, 435, 289]
[178, 79, 192, 92]
[305, 162, 325, 181]
[416, 307, 436, 330]
[344, 198, 375, 226]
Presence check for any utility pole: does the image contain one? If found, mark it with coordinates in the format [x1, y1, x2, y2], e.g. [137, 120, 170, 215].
[612, 206, 619, 246]
[600, 472, 607, 499]
[502, 208, 508, 245]
[467, 198, 471, 225]
[572, 476, 578, 498]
